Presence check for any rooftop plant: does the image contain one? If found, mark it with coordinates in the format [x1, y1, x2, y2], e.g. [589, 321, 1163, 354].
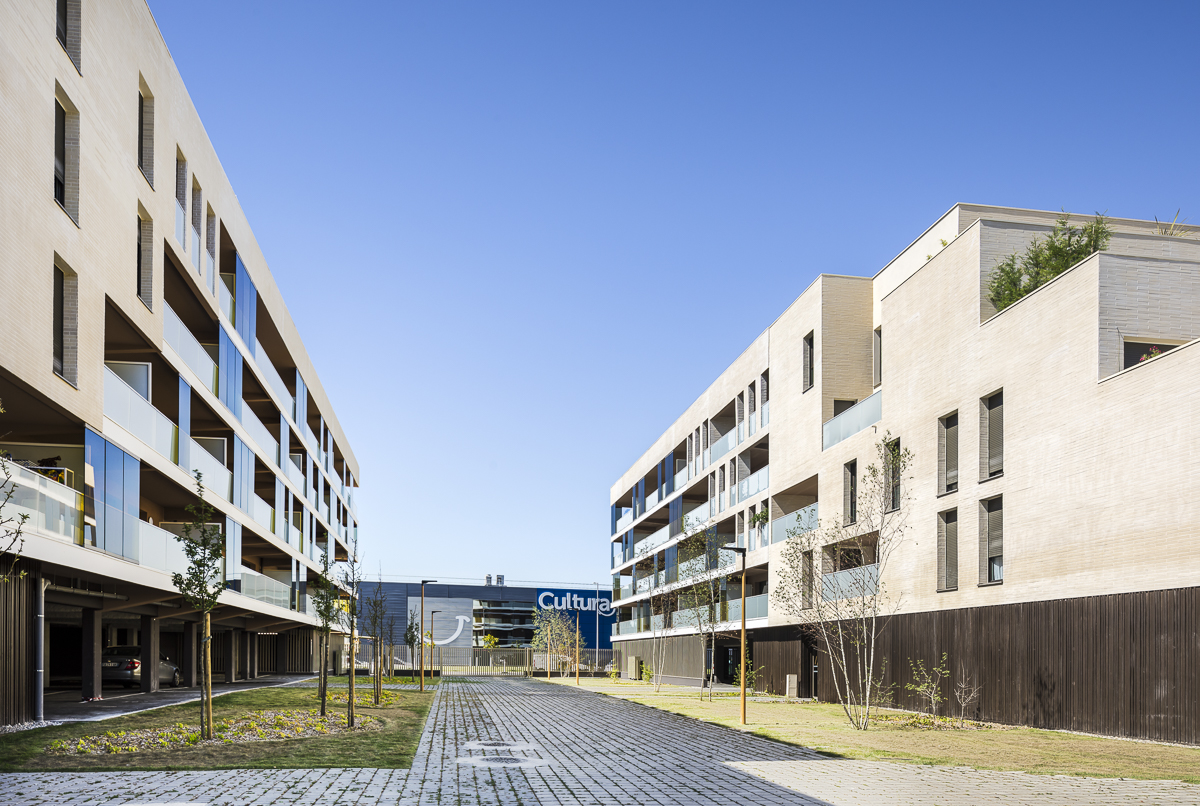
[987, 213, 1112, 312]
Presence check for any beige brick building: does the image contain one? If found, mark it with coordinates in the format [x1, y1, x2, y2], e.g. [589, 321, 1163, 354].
[0, 0, 359, 723]
[608, 203, 1200, 742]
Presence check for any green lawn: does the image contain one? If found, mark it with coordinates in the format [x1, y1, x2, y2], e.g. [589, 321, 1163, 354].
[321, 674, 439, 686]
[542, 678, 1200, 784]
[0, 683, 432, 772]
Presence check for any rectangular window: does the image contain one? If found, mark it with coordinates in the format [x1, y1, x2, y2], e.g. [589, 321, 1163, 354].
[843, 460, 857, 526]
[803, 331, 814, 391]
[980, 496, 1003, 584]
[54, 101, 66, 205]
[802, 549, 814, 609]
[937, 509, 958, 591]
[873, 327, 882, 387]
[136, 215, 152, 308]
[55, 0, 79, 69]
[1123, 340, 1180, 369]
[834, 399, 856, 416]
[886, 439, 900, 512]
[137, 77, 155, 185]
[56, 0, 67, 46]
[138, 93, 144, 169]
[53, 265, 65, 375]
[980, 391, 1003, 478]
[939, 412, 959, 493]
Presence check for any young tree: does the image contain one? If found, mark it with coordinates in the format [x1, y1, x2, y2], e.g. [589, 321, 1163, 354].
[310, 543, 341, 716]
[404, 609, 419, 678]
[169, 474, 225, 739]
[673, 523, 732, 701]
[0, 400, 28, 584]
[906, 653, 949, 717]
[384, 610, 397, 681]
[339, 535, 363, 726]
[954, 660, 984, 728]
[364, 576, 387, 705]
[531, 606, 573, 677]
[773, 434, 914, 730]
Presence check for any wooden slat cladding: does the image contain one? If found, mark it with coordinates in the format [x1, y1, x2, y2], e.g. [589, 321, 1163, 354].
[795, 587, 1199, 744]
[0, 560, 39, 726]
[616, 636, 706, 680]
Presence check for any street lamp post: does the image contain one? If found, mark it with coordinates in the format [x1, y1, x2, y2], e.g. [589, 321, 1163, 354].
[731, 546, 747, 725]
[431, 610, 443, 680]
[575, 609, 580, 686]
[419, 580, 437, 692]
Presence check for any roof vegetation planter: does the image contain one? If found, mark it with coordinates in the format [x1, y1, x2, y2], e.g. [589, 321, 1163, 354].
[987, 213, 1112, 312]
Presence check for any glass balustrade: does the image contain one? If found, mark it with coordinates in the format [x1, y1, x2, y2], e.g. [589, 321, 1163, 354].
[104, 367, 179, 463]
[822, 390, 882, 450]
[674, 465, 689, 490]
[749, 412, 757, 437]
[770, 502, 819, 544]
[0, 458, 83, 544]
[239, 567, 292, 610]
[709, 430, 736, 464]
[174, 199, 185, 246]
[285, 457, 305, 490]
[722, 592, 768, 623]
[288, 521, 303, 549]
[249, 493, 274, 533]
[240, 404, 279, 465]
[761, 399, 770, 427]
[190, 226, 201, 271]
[822, 563, 879, 601]
[206, 251, 216, 295]
[186, 437, 232, 501]
[738, 421, 745, 443]
[736, 464, 769, 505]
[219, 276, 235, 323]
[136, 519, 191, 577]
[303, 422, 319, 453]
[163, 304, 218, 394]
[681, 503, 710, 532]
[615, 509, 634, 532]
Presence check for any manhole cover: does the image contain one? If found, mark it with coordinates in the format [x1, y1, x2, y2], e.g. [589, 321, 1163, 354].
[479, 756, 526, 765]
[461, 739, 540, 752]
[457, 753, 550, 769]
[480, 741, 515, 747]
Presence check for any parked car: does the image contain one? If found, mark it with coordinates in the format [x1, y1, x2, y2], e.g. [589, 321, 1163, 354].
[100, 645, 182, 688]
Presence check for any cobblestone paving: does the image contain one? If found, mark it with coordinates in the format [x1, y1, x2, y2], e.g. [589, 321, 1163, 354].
[1, 678, 1198, 805]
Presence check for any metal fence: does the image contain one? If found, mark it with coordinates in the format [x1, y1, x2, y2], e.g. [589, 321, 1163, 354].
[358, 644, 621, 677]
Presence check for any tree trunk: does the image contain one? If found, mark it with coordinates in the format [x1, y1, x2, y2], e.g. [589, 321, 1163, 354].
[348, 631, 356, 727]
[202, 612, 213, 739]
[319, 629, 329, 717]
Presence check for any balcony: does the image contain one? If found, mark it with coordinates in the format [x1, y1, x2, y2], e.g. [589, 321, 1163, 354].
[749, 411, 757, 437]
[241, 405, 279, 465]
[823, 563, 879, 601]
[770, 502, 819, 545]
[104, 367, 179, 464]
[254, 340, 295, 419]
[736, 464, 769, 505]
[615, 508, 634, 533]
[709, 430, 736, 464]
[1, 458, 83, 544]
[190, 226, 201, 272]
[737, 421, 745, 444]
[723, 592, 768, 622]
[249, 493, 275, 534]
[163, 304, 218, 395]
[136, 519, 191, 577]
[288, 521, 303, 549]
[206, 251, 216, 295]
[174, 199, 185, 247]
[219, 275, 235, 323]
[285, 456, 305, 490]
[303, 421, 319, 454]
[761, 399, 770, 427]
[186, 437, 232, 502]
[239, 567, 292, 610]
[822, 390, 881, 450]
[674, 465, 690, 490]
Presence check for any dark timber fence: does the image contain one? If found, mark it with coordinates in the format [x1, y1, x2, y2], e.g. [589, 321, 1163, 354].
[0, 560, 39, 726]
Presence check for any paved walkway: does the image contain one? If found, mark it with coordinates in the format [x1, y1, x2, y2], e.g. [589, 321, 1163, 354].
[1, 678, 1198, 805]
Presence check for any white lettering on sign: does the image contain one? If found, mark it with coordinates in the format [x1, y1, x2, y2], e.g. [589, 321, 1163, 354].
[537, 591, 614, 616]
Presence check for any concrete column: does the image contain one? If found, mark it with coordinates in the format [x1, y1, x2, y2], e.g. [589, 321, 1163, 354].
[222, 630, 235, 683]
[140, 615, 160, 693]
[32, 575, 45, 721]
[247, 631, 258, 679]
[81, 608, 103, 701]
[238, 630, 249, 679]
[276, 629, 289, 675]
[182, 621, 197, 687]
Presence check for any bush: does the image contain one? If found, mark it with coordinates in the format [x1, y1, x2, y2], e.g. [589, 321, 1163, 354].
[988, 214, 1111, 311]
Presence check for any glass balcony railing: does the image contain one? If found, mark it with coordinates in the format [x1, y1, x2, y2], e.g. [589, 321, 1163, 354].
[681, 502, 710, 533]
[736, 464, 769, 505]
[770, 502, 819, 544]
[674, 465, 690, 490]
[186, 437, 232, 502]
[240, 404, 279, 465]
[249, 493, 274, 534]
[174, 199, 185, 247]
[285, 457, 305, 490]
[136, 519, 191, 577]
[709, 430, 736, 464]
[615, 509, 634, 532]
[253, 339, 295, 419]
[0, 458, 83, 545]
[723, 592, 768, 623]
[288, 521, 303, 549]
[762, 399, 770, 427]
[239, 567, 292, 610]
[206, 251, 216, 295]
[643, 488, 659, 512]
[822, 390, 881, 450]
[303, 422, 319, 454]
[191, 226, 201, 271]
[822, 563, 879, 601]
[219, 275, 235, 324]
[163, 304, 218, 395]
[737, 421, 745, 444]
[104, 367, 178, 464]
[749, 411, 757, 437]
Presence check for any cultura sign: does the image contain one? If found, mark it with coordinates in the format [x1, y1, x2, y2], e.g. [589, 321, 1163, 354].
[537, 591, 614, 616]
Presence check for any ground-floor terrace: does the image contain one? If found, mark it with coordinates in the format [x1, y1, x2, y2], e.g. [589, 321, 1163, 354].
[614, 585, 1200, 745]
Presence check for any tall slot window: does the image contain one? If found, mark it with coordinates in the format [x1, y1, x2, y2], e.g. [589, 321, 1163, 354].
[873, 327, 882, 387]
[980, 496, 1003, 583]
[843, 460, 857, 525]
[803, 331, 814, 391]
[137, 77, 154, 184]
[937, 509, 958, 591]
[51, 257, 77, 383]
[53, 265, 65, 375]
[939, 412, 959, 493]
[137, 93, 144, 168]
[886, 439, 900, 512]
[980, 391, 1004, 478]
[802, 549, 814, 609]
[53, 86, 79, 221]
[54, 101, 66, 205]
[56, 0, 80, 69]
[136, 214, 152, 308]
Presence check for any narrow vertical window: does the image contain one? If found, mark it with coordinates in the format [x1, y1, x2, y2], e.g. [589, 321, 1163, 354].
[54, 100, 66, 205]
[136, 78, 155, 184]
[938, 509, 958, 591]
[803, 331, 814, 392]
[873, 327, 882, 387]
[136, 214, 152, 308]
[886, 438, 900, 512]
[979, 496, 1003, 584]
[136, 216, 143, 296]
[53, 265, 65, 375]
[56, 0, 68, 48]
[843, 460, 857, 525]
[981, 391, 1004, 478]
[939, 412, 959, 493]
[138, 93, 145, 169]
[55, 0, 80, 68]
[802, 549, 814, 609]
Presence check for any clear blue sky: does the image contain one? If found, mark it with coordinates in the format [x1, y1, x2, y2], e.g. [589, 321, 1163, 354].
[148, 1, 1199, 585]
